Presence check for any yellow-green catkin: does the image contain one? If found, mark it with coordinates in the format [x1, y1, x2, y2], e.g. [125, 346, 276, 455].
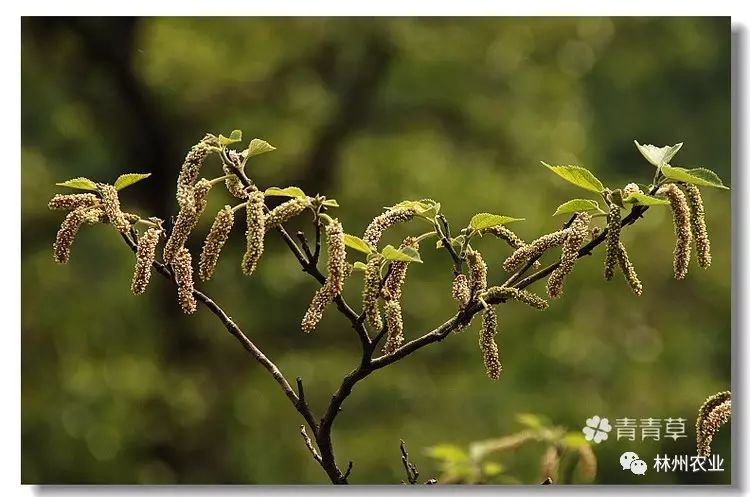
[546, 212, 590, 299]
[242, 191, 266, 275]
[172, 247, 197, 314]
[617, 242, 643, 296]
[466, 248, 488, 297]
[540, 446, 560, 482]
[481, 286, 549, 310]
[452, 273, 470, 307]
[503, 230, 569, 273]
[301, 220, 348, 333]
[684, 183, 711, 269]
[479, 306, 501, 380]
[222, 150, 249, 199]
[264, 197, 310, 232]
[604, 203, 622, 281]
[177, 134, 217, 205]
[658, 183, 692, 279]
[97, 184, 130, 233]
[163, 180, 212, 265]
[576, 444, 597, 482]
[381, 237, 419, 353]
[362, 255, 384, 330]
[48, 193, 99, 211]
[362, 208, 416, 249]
[131, 226, 163, 294]
[198, 205, 235, 281]
[53, 207, 105, 263]
[696, 391, 731, 457]
[486, 225, 541, 268]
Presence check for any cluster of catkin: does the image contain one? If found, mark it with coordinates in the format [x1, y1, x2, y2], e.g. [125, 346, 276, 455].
[381, 237, 419, 354]
[696, 391, 731, 457]
[603, 201, 642, 295]
[658, 183, 712, 279]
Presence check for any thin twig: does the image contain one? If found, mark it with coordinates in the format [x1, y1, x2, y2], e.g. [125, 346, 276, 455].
[400, 439, 419, 484]
[301, 425, 323, 465]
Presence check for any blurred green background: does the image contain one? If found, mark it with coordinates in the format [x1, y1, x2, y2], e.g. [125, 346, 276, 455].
[21, 17, 731, 484]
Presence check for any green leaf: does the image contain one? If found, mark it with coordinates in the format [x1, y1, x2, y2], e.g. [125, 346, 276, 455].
[515, 413, 549, 429]
[218, 129, 243, 146]
[425, 444, 468, 463]
[114, 173, 151, 191]
[436, 234, 465, 250]
[264, 186, 306, 198]
[562, 432, 589, 448]
[542, 162, 605, 193]
[322, 199, 339, 208]
[351, 261, 368, 271]
[56, 177, 98, 191]
[623, 192, 670, 206]
[246, 138, 276, 157]
[469, 213, 524, 231]
[381, 244, 423, 263]
[387, 199, 440, 218]
[343, 234, 372, 254]
[634, 140, 683, 167]
[661, 165, 730, 189]
[482, 462, 504, 477]
[553, 199, 602, 216]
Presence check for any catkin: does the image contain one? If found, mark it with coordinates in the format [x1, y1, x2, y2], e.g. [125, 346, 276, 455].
[163, 180, 212, 264]
[172, 247, 197, 314]
[97, 184, 130, 233]
[486, 225, 540, 268]
[380, 237, 418, 353]
[382, 300, 404, 354]
[198, 205, 235, 281]
[131, 226, 162, 294]
[362, 255, 384, 330]
[177, 134, 216, 205]
[452, 273, 470, 306]
[684, 184, 711, 269]
[264, 197, 310, 231]
[48, 193, 99, 211]
[604, 203, 622, 281]
[623, 182, 643, 197]
[546, 212, 590, 299]
[53, 207, 105, 263]
[540, 447, 560, 482]
[503, 230, 569, 273]
[383, 237, 418, 300]
[242, 191, 266, 275]
[362, 208, 415, 249]
[466, 248, 488, 296]
[577, 444, 597, 482]
[479, 307, 501, 380]
[658, 183, 692, 279]
[617, 242, 643, 296]
[696, 391, 732, 457]
[481, 286, 549, 310]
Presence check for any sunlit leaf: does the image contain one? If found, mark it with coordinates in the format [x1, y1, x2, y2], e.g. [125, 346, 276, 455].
[56, 177, 98, 191]
[623, 192, 670, 206]
[381, 244, 423, 263]
[553, 199, 602, 216]
[247, 138, 276, 157]
[218, 129, 243, 146]
[114, 173, 151, 191]
[634, 140, 683, 167]
[661, 165, 729, 189]
[265, 186, 306, 198]
[469, 213, 524, 231]
[343, 234, 372, 254]
[542, 162, 605, 193]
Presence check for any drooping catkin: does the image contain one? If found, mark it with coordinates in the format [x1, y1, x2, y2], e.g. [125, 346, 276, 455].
[481, 286, 549, 310]
[222, 150, 249, 199]
[361, 255, 384, 330]
[540, 446, 560, 482]
[576, 444, 597, 482]
[466, 248, 488, 296]
[264, 197, 310, 231]
[131, 226, 163, 294]
[48, 193, 99, 211]
[684, 183, 711, 269]
[546, 212, 590, 299]
[53, 207, 105, 263]
[503, 230, 569, 273]
[163, 180, 212, 265]
[452, 273, 470, 307]
[362, 208, 416, 249]
[97, 184, 130, 234]
[172, 247, 197, 314]
[198, 205, 235, 281]
[301, 220, 348, 333]
[696, 391, 731, 457]
[486, 225, 540, 268]
[177, 134, 216, 205]
[479, 306, 501, 380]
[242, 191, 266, 275]
[383, 237, 418, 300]
[380, 237, 418, 353]
[604, 203, 622, 281]
[658, 183, 692, 279]
[617, 242, 643, 296]
[382, 300, 404, 354]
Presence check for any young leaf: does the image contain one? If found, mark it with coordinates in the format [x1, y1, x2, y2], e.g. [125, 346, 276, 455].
[634, 141, 683, 167]
[553, 199, 602, 216]
[114, 173, 152, 191]
[247, 138, 276, 158]
[436, 234, 465, 250]
[218, 129, 243, 146]
[542, 162, 604, 193]
[343, 233, 372, 254]
[352, 261, 368, 271]
[469, 213, 524, 231]
[661, 165, 730, 189]
[56, 177, 98, 191]
[387, 199, 440, 218]
[322, 199, 340, 208]
[623, 192, 670, 206]
[265, 186, 306, 198]
[381, 244, 423, 263]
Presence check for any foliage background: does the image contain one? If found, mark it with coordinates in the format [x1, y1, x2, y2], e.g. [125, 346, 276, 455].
[21, 17, 731, 484]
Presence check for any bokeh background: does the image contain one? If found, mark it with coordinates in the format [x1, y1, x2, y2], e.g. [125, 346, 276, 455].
[21, 17, 731, 484]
